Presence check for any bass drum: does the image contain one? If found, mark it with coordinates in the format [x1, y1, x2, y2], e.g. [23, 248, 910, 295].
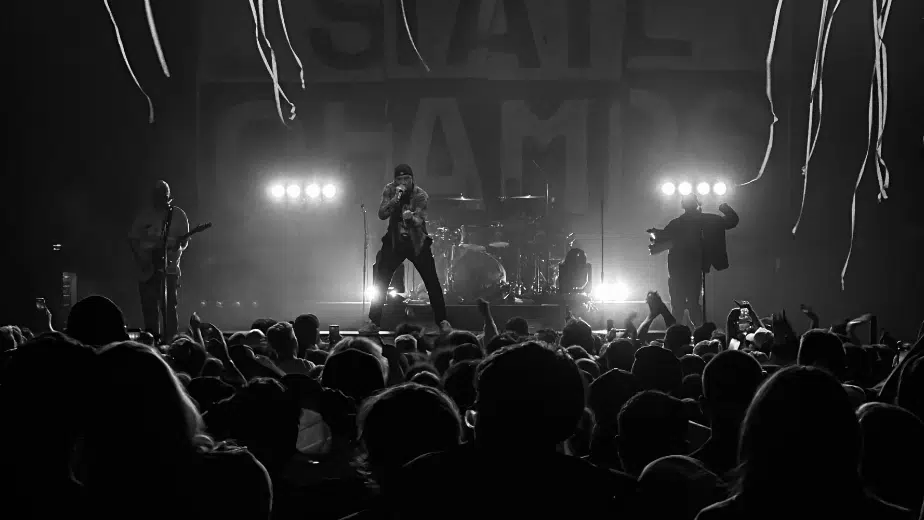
[450, 250, 508, 302]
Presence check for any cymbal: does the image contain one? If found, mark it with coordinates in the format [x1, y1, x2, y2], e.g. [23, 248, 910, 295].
[435, 194, 481, 202]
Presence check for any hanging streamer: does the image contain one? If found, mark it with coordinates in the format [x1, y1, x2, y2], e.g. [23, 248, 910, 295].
[740, 0, 784, 187]
[791, 0, 832, 236]
[247, 0, 295, 124]
[103, 0, 155, 123]
[872, 0, 893, 201]
[400, 0, 431, 72]
[840, 0, 892, 289]
[841, 82, 876, 290]
[258, 0, 296, 120]
[144, 0, 170, 77]
[277, 0, 306, 90]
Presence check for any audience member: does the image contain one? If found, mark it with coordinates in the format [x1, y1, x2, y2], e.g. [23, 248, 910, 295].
[268, 322, 315, 375]
[410, 370, 441, 388]
[452, 342, 483, 363]
[633, 345, 683, 395]
[856, 403, 924, 511]
[397, 343, 637, 520]
[0, 332, 95, 517]
[484, 332, 519, 355]
[600, 338, 637, 372]
[561, 318, 595, 354]
[691, 350, 764, 478]
[681, 354, 707, 377]
[294, 313, 329, 365]
[697, 366, 911, 520]
[798, 328, 847, 378]
[65, 295, 130, 347]
[83, 342, 272, 519]
[639, 456, 727, 520]
[322, 346, 386, 404]
[617, 390, 690, 476]
[587, 368, 640, 471]
[503, 316, 530, 337]
[665, 324, 693, 357]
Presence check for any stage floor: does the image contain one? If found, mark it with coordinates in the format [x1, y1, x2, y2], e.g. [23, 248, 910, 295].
[199, 300, 652, 334]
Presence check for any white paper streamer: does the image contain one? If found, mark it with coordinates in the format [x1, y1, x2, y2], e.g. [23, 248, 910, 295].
[103, 0, 155, 123]
[872, 0, 893, 201]
[792, 0, 831, 235]
[277, 0, 306, 89]
[144, 0, 171, 77]
[248, 0, 295, 123]
[400, 0, 431, 72]
[740, 0, 784, 187]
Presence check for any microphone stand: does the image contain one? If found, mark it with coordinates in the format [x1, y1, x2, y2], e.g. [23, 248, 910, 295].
[361, 203, 368, 317]
[159, 201, 175, 340]
[700, 226, 707, 325]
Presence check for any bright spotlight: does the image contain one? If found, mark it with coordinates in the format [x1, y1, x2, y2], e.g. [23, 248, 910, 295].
[594, 282, 630, 303]
[306, 184, 321, 199]
[388, 289, 398, 298]
[365, 286, 379, 301]
[269, 184, 285, 199]
[713, 182, 728, 196]
[678, 182, 693, 196]
[286, 184, 301, 198]
[322, 184, 337, 199]
[660, 182, 676, 196]
[697, 182, 711, 196]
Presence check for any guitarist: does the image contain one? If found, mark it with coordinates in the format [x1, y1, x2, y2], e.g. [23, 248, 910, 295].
[129, 180, 189, 339]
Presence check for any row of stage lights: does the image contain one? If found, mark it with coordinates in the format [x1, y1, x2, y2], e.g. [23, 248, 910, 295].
[660, 181, 728, 197]
[268, 182, 338, 201]
[364, 281, 632, 303]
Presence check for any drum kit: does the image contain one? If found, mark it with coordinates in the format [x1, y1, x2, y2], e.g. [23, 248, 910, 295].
[416, 191, 575, 304]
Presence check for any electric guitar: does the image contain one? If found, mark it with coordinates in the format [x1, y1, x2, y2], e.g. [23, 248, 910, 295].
[133, 222, 212, 282]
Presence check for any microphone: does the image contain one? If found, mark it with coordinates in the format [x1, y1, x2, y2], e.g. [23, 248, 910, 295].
[395, 185, 406, 198]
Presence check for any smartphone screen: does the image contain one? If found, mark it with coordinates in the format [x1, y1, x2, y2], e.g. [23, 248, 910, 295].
[329, 325, 340, 337]
[35, 298, 46, 310]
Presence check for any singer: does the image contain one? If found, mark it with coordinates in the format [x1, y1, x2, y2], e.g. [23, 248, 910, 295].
[364, 164, 447, 332]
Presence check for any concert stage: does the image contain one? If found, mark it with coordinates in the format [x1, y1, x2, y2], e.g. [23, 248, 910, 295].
[240, 300, 655, 333]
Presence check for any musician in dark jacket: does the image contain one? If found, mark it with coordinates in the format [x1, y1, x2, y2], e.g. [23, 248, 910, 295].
[366, 164, 447, 332]
[649, 194, 738, 326]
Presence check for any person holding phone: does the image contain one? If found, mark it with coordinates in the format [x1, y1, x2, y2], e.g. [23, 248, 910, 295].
[365, 164, 447, 332]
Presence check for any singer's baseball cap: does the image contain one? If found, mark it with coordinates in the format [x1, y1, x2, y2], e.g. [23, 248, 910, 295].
[394, 164, 414, 178]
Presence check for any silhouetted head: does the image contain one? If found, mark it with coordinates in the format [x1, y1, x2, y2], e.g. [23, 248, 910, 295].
[66, 295, 129, 347]
[561, 318, 595, 354]
[588, 368, 640, 434]
[617, 391, 689, 476]
[151, 180, 172, 210]
[473, 342, 584, 450]
[856, 402, 924, 510]
[504, 316, 530, 337]
[564, 248, 587, 265]
[632, 345, 683, 396]
[322, 344, 386, 403]
[737, 366, 861, 504]
[681, 193, 701, 213]
[664, 324, 693, 357]
[798, 329, 846, 379]
[600, 338, 637, 372]
[293, 314, 320, 348]
[359, 383, 461, 489]
[701, 350, 764, 427]
[267, 321, 299, 359]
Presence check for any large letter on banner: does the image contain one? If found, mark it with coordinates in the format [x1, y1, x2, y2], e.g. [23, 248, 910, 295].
[405, 98, 481, 197]
[501, 100, 589, 214]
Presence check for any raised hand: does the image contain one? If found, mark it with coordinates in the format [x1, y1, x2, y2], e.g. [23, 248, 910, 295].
[476, 298, 490, 316]
[771, 310, 796, 344]
[190, 312, 201, 331]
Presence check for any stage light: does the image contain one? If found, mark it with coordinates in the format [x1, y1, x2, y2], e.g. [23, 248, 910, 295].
[322, 183, 337, 199]
[269, 184, 285, 199]
[216, 301, 224, 308]
[199, 300, 207, 307]
[365, 286, 378, 301]
[306, 183, 321, 199]
[697, 182, 711, 196]
[233, 301, 241, 307]
[713, 182, 728, 196]
[678, 182, 693, 196]
[660, 182, 676, 196]
[594, 282, 630, 303]
[388, 289, 398, 298]
[286, 184, 301, 198]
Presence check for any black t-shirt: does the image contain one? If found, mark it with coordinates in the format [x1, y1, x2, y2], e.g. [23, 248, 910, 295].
[395, 443, 638, 520]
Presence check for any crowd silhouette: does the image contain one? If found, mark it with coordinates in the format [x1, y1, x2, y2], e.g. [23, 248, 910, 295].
[1, 291, 922, 519]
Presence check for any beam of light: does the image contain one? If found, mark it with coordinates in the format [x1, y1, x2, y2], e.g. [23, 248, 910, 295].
[103, 0, 155, 123]
[660, 182, 676, 196]
[306, 184, 321, 199]
[678, 182, 693, 196]
[269, 184, 285, 199]
[594, 282, 630, 303]
[697, 182, 711, 196]
[322, 184, 337, 199]
[286, 184, 301, 198]
[713, 182, 728, 196]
